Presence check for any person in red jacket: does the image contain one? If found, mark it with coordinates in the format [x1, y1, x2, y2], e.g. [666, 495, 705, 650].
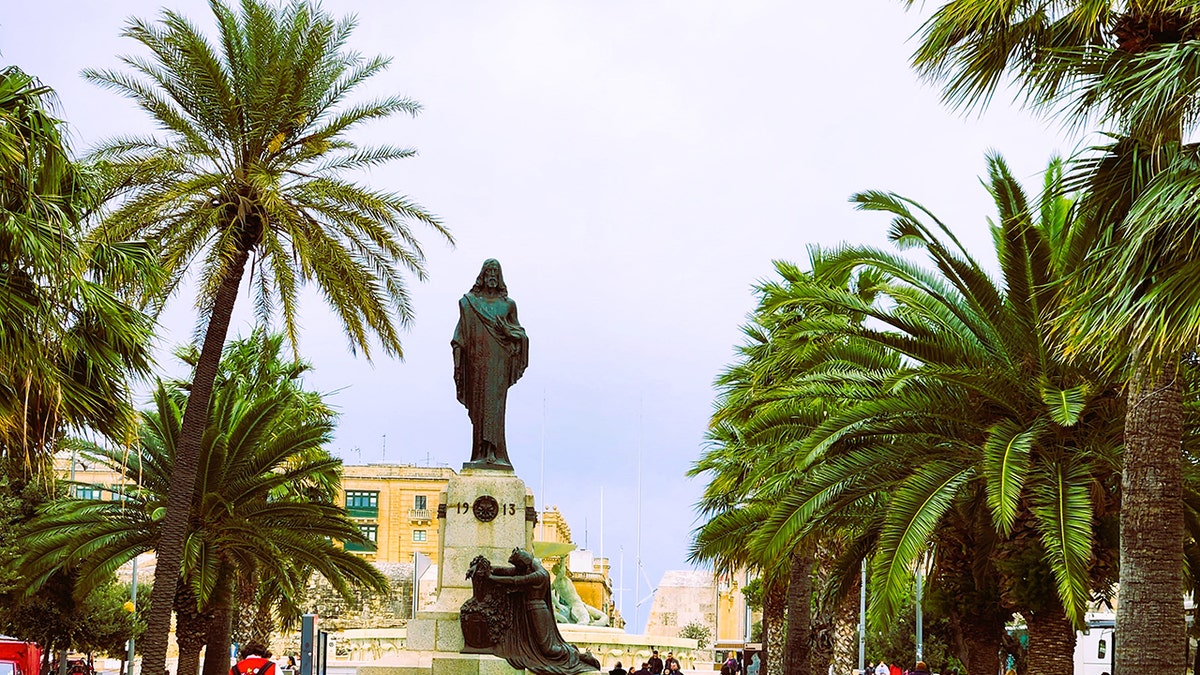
[888, 663, 901, 675]
[230, 642, 275, 675]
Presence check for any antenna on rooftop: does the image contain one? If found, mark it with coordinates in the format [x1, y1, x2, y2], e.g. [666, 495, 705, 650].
[352, 446, 362, 463]
[382, 434, 387, 463]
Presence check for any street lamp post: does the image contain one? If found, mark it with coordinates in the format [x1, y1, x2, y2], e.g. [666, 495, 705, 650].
[127, 555, 138, 675]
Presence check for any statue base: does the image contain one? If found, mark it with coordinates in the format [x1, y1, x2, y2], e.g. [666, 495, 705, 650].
[432, 653, 523, 675]
[407, 469, 535, 653]
[462, 459, 514, 472]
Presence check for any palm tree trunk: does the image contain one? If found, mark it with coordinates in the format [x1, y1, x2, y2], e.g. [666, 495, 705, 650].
[831, 593, 857, 675]
[784, 545, 813, 675]
[142, 249, 250, 675]
[232, 567, 258, 646]
[1022, 606, 1075, 675]
[176, 640, 203, 675]
[763, 582, 787, 675]
[957, 614, 1002, 675]
[202, 561, 237, 675]
[1116, 359, 1185, 674]
[249, 597, 276, 646]
[175, 586, 210, 675]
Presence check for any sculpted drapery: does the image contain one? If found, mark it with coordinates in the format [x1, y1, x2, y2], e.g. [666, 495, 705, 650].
[461, 549, 601, 674]
[452, 259, 528, 469]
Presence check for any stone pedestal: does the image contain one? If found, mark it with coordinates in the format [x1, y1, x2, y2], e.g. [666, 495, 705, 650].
[431, 654, 523, 675]
[407, 469, 535, 654]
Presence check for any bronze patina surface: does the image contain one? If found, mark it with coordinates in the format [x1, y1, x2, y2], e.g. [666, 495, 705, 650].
[461, 548, 600, 674]
[452, 259, 528, 470]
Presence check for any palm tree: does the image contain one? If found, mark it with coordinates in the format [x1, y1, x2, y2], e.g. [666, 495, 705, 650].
[0, 65, 156, 478]
[84, 1, 450, 668]
[899, 2, 1200, 666]
[750, 156, 1122, 675]
[19, 334, 388, 675]
[691, 384, 789, 671]
[692, 255, 896, 675]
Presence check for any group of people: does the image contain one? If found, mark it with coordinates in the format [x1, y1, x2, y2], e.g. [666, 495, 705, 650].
[609, 650, 683, 675]
[870, 661, 931, 675]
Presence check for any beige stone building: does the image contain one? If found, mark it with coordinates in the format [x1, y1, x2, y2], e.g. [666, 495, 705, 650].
[338, 463, 455, 564]
[645, 569, 756, 661]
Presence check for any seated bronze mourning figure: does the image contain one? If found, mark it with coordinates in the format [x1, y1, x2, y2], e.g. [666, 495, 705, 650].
[461, 548, 601, 674]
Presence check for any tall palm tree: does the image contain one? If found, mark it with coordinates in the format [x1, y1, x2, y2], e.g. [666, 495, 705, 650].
[750, 156, 1123, 675]
[692, 254, 896, 675]
[0, 65, 156, 477]
[19, 334, 388, 675]
[85, 1, 450, 668]
[899, 3, 1200, 666]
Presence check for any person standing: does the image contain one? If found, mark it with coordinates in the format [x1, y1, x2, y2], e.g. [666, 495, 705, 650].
[663, 652, 679, 673]
[229, 643, 275, 675]
[609, 662, 627, 675]
[721, 652, 740, 675]
[648, 651, 663, 675]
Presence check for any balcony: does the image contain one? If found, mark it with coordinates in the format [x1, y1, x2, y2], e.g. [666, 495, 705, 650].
[409, 508, 432, 522]
[347, 505, 379, 519]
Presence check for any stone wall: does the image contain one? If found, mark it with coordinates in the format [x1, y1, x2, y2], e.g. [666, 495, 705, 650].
[303, 562, 414, 631]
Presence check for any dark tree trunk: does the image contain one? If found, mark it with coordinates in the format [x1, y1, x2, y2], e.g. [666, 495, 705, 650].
[1116, 360, 1185, 674]
[232, 567, 259, 647]
[957, 611, 1004, 675]
[1023, 607, 1075, 675]
[248, 597, 275, 647]
[201, 562, 237, 675]
[784, 544, 813, 675]
[763, 582, 787, 675]
[175, 585, 211, 675]
[141, 250, 249, 675]
[176, 637, 203, 675]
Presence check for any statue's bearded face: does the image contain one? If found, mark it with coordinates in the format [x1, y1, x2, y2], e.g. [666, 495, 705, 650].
[483, 264, 500, 289]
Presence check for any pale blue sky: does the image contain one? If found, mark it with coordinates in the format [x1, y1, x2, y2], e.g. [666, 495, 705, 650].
[2, 0, 1075, 633]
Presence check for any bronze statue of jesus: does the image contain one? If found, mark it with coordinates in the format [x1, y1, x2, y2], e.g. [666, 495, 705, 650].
[452, 259, 528, 470]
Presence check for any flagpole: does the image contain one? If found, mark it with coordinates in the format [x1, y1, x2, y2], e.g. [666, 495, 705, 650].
[635, 397, 643, 632]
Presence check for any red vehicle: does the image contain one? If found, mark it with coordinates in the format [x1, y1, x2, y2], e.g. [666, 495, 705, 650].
[0, 638, 41, 675]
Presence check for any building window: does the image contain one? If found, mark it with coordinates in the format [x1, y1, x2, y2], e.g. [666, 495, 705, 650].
[413, 530, 427, 542]
[346, 491, 378, 508]
[409, 494, 431, 522]
[75, 486, 103, 500]
[346, 524, 378, 552]
[345, 490, 379, 517]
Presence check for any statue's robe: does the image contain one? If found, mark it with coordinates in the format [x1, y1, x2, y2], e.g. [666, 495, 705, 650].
[489, 564, 601, 674]
[452, 292, 528, 467]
